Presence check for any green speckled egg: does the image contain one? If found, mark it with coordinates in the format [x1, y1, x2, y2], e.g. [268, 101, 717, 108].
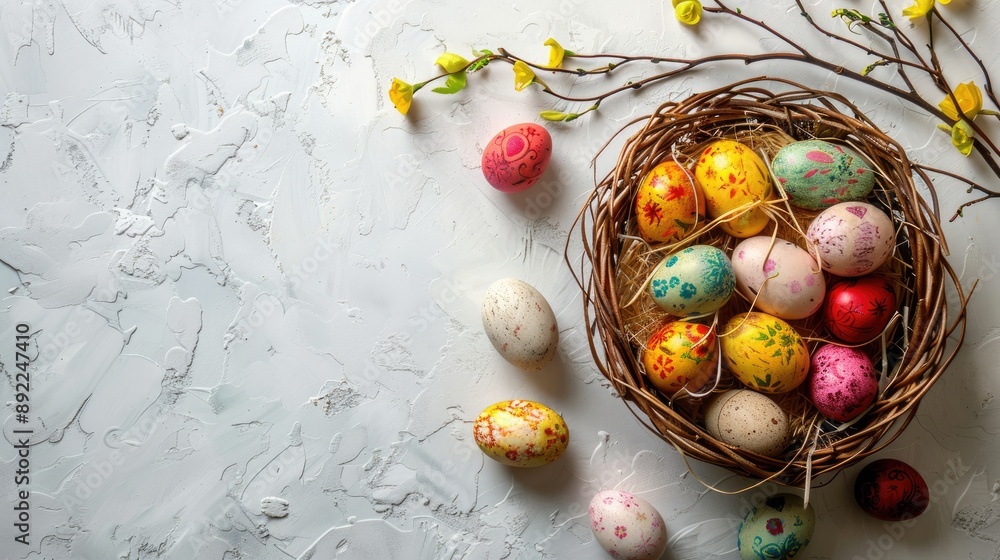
[738, 494, 815, 560]
[648, 245, 735, 317]
[772, 140, 875, 210]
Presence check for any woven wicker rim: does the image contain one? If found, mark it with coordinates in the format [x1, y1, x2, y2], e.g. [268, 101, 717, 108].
[569, 76, 971, 489]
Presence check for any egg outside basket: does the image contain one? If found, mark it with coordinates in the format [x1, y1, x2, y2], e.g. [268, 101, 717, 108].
[571, 77, 970, 489]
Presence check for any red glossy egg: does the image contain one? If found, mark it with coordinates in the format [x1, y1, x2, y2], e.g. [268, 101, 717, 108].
[823, 276, 896, 343]
[481, 123, 552, 192]
[854, 458, 929, 521]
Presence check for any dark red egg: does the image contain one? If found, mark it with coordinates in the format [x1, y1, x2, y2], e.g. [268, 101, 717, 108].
[823, 276, 896, 343]
[854, 458, 929, 521]
[481, 123, 552, 192]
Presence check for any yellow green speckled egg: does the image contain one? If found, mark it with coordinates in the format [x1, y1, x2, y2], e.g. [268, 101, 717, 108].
[642, 321, 718, 394]
[473, 400, 569, 467]
[721, 312, 809, 393]
[693, 140, 772, 238]
[635, 161, 706, 243]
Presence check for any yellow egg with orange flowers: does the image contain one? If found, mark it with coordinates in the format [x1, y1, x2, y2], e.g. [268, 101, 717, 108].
[635, 161, 706, 243]
[473, 400, 569, 467]
[721, 312, 809, 394]
[642, 321, 717, 394]
[693, 140, 773, 238]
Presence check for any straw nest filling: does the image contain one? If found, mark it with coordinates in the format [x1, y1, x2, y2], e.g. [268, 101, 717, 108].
[572, 78, 969, 489]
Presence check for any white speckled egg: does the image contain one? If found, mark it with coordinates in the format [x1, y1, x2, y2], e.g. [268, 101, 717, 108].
[703, 389, 790, 457]
[648, 245, 735, 317]
[732, 236, 826, 320]
[738, 494, 815, 560]
[474, 400, 569, 467]
[589, 490, 668, 560]
[806, 202, 895, 277]
[482, 278, 559, 371]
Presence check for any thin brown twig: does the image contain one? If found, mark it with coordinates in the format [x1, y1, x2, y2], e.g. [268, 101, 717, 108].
[403, 1, 1000, 215]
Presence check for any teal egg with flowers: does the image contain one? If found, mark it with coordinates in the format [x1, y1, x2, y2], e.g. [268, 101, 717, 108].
[647, 245, 735, 317]
[772, 139, 875, 210]
[737, 493, 815, 560]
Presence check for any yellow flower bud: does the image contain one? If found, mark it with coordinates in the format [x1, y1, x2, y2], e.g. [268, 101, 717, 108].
[939, 81, 984, 122]
[540, 110, 571, 121]
[513, 61, 536, 91]
[951, 120, 975, 156]
[902, 0, 937, 20]
[544, 38, 566, 69]
[674, 0, 703, 25]
[435, 52, 470, 74]
[389, 78, 414, 115]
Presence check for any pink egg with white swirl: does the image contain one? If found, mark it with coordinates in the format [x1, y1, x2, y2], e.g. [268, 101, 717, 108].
[808, 343, 879, 422]
[481, 123, 552, 192]
[806, 202, 895, 276]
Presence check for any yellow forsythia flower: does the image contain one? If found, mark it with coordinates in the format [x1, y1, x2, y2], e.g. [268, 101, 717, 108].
[902, 0, 950, 20]
[939, 81, 984, 121]
[435, 52, 470, 74]
[389, 78, 414, 115]
[951, 120, 975, 156]
[544, 38, 566, 68]
[513, 61, 536, 91]
[673, 0, 703, 25]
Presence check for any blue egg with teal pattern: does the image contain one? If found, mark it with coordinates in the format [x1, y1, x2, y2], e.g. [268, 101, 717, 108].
[648, 245, 735, 317]
[737, 494, 815, 560]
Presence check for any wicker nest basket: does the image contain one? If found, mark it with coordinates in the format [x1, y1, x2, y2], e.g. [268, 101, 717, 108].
[573, 77, 969, 489]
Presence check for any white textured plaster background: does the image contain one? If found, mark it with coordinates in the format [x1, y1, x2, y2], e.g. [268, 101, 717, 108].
[0, 0, 999, 558]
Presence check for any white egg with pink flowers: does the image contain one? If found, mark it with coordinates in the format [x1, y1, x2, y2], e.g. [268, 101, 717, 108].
[589, 490, 668, 560]
[731, 236, 826, 320]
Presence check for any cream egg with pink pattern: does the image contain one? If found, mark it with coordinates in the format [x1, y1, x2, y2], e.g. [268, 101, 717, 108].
[589, 490, 668, 560]
[806, 202, 895, 277]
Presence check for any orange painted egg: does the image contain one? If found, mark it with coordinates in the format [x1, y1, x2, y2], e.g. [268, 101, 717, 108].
[481, 123, 552, 192]
[721, 312, 810, 394]
[693, 140, 772, 238]
[635, 161, 706, 242]
[642, 321, 718, 394]
[473, 400, 569, 467]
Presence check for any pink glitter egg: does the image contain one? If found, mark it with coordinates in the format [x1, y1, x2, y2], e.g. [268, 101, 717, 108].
[481, 123, 552, 192]
[808, 343, 878, 422]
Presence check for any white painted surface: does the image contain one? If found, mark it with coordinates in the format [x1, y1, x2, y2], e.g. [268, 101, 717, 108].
[1, 1, 998, 558]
